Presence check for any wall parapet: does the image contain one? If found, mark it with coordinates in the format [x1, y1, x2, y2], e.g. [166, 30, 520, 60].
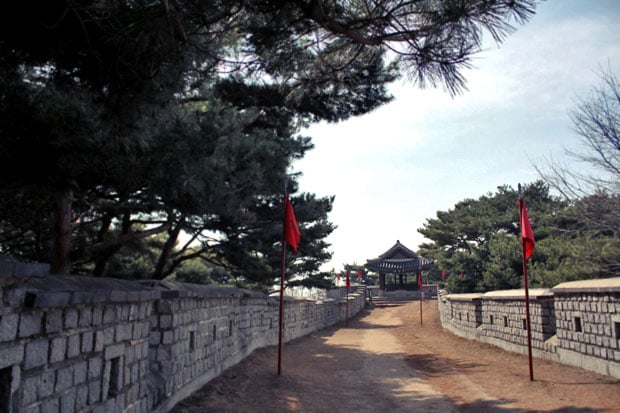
[0, 274, 366, 413]
[438, 277, 620, 378]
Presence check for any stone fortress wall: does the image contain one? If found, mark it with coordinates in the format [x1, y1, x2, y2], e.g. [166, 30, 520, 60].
[0, 264, 365, 413]
[437, 277, 620, 379]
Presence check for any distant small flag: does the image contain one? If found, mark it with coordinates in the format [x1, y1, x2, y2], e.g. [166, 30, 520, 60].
[441, 270, 446, 281]
[336, 273, 341, 281]
[346, 271, 351, 288]
[418, 272, 423, 288]
[459, 272, 464, 279]
[357, 270, 363, 280]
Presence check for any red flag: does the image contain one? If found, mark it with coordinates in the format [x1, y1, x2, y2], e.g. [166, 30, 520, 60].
[418, 272, 423, 288]
[459, 272, 463, 279]
[284, 194, 300, 253]
[346, 271, 350, 288]
[519, 199, 535, 260]
[336, 273, 341, 281]
[357, 270, 363, 280]
[441, 270, 446, 281]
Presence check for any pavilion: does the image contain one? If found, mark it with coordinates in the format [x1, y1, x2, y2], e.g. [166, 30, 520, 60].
[365, 240, 433, 291]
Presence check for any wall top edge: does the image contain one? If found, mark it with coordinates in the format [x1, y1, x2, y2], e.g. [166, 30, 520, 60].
[5, 275, 277, 307]
[482, 288, 553, 300]
[552, 277, 620, 294]
[444, 293, 482, 301]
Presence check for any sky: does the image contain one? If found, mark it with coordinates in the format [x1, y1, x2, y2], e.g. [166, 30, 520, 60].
[293, 0, 620, 272]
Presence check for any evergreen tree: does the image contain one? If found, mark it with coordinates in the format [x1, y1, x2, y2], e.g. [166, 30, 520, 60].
[1, 0, 539, 282]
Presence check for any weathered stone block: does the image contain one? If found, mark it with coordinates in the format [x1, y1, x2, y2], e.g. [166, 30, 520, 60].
[103, 326, 115, 346]
[39, 370, 55, 398]
[159, 315, 172, 329]
[55, 365, 74, 392]
[40, 397, 60, 413]
[116, 323, 133, 342]
[0, 313, 19, 341]
[89, 357, 103, 380]
[19, 312, 43, 338]
[79, 308, 93, 327]
[65, 308, 78, 329]
[67, 334, 80, 359]
[60, 388, 77, 413]
[4, 286, 26, 308]
[94, 330, 105, 352]
[149, 331, 161, 346]
[104, 343, 124, 360]
[129, 304, 139, 321]
[103, 306, 116, 325]
[50, 337, 67, 364]
[92, 305, 103, 326]
[21, 376, 38, 405]
[121, 305, 130, 321]
[88, 379, 102, 405]
[24, 339, 48, 369]
[75, 385, 89, 410]
[45, 309, 63, 334]
[81, 331, 94, 353]
[162, 331, 173, 345]
[74, 360, 87, 385]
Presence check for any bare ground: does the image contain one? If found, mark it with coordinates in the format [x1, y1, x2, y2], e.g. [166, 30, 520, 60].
[172, 298, 620, 412]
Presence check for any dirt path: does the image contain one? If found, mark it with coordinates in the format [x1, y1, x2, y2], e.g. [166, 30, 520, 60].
[172, 298, 620, 412]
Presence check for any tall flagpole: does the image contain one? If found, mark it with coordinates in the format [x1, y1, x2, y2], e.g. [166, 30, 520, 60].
[345, 270, 349, 326]
[418, 267, 423, 325]
[278, 191, 287, 376]
[518, 184, 534, 381]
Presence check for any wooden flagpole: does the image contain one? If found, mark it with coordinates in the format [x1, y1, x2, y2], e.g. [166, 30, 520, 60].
[519, 184, 534, 381]
[419, 267, 423, 325]
[345, 270, 349, 326]
[277, 193, 287, 375]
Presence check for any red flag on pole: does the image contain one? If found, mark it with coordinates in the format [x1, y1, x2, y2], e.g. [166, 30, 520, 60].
[441, 270, 446, 281]
[418, 271, 423, 287]
[519, 199, 535, 260]
[284, 194, 300, 253]
[336, 273, 341, 281]
[346, 271, 351, 288]
[518, 188, 535, 381]
[459, 272, 464, 279]
[357, 270, 363, 280]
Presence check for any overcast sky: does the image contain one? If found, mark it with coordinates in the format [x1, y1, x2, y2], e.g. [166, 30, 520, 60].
[293, 0, 620, 272]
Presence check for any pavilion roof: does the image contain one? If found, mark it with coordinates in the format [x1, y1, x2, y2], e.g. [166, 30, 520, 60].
[365, 240, 433, 273]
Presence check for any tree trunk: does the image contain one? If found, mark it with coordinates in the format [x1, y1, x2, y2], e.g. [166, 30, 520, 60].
[93, 212, 131, 277]
[152, 218, 183, 280]
[51, 187, 73, 274]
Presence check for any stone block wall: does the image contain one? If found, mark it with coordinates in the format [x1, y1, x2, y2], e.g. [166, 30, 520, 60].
[479, 290, 557, 358]
[437, 293, 482, 341]
[0, 274, 366, 413]
[0, 275, 156, 413]
[438, 277, 620, 378]
[552, 279, 620, 378]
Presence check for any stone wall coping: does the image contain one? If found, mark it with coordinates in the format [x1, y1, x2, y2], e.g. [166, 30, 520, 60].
[139, 279, 266, 299]
[552, 277, 620, 294]
[444, 293, 482, 302]
[23, 275, 161, 307]
[0, 254, 50, 278]
[482, 288, 553, 300]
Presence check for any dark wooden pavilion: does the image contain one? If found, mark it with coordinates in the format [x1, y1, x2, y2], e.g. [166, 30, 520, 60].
[365, 240, 433, 291]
